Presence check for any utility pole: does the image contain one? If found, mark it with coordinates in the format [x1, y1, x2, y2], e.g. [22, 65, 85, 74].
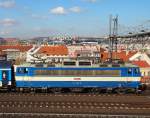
[109, 15, 112, 63]
[109, 15, 118, 63]
[113, 15, 118, 60]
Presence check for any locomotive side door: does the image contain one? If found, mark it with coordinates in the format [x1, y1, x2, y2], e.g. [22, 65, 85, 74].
[2, 70, 9, 87]
[21, 68, 29, 87]
[127, 68, 132, 82]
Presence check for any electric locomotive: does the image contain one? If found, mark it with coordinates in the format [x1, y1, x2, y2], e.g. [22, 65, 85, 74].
[14, 61, 142, 93]
[0, 60, 144, 93]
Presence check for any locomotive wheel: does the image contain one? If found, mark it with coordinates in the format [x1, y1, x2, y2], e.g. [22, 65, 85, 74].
[90, 88, 100, 94]
[82, 88, 92, 93]
[51, 88, 62, 93]
[70, 88, 83, 93]
[15, 88, 23, 92]
[99, 88, 107, 93]
[112, 88, 126, 94]
[61, 88, 70, 93]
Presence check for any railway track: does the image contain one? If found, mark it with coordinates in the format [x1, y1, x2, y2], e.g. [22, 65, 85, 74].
[0, 93, 150, 116]
[0, 93, 149, 102]
[0, 101, 150, 110]
[0, 113, 150, 118]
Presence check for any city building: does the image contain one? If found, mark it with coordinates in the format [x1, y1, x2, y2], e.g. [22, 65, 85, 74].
[0, 45, 33, 64]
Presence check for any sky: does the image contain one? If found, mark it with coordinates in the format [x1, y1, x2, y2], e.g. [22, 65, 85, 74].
[0, 0, 150, 39]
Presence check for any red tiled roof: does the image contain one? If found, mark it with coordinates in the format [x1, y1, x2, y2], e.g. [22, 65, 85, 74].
[100, 47, 106, 52]
[132, 61, 150, 68]
[38, 45, 68, 56]
[0, 45, 33, 52]
[4, 38, 17, 41]
[100, 51, 137, 62]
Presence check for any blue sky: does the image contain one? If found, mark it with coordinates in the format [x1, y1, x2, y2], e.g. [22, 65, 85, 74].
[0, 0, 150, 38]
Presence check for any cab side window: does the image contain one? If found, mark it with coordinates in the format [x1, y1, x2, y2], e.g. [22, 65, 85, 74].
[128, 68, 132, 74]
[128, 68, 132, 75]
[24, 68, 28, 73]
[134, 68, 139, 74]
[18, 68, 28, 74]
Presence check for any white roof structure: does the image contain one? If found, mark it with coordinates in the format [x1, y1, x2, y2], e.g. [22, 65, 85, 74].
[129, 52, 150, 65]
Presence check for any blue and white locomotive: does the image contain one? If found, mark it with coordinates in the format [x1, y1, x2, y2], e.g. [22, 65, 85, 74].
[0, 60, 143, 93]
[13, 61, 142, 93]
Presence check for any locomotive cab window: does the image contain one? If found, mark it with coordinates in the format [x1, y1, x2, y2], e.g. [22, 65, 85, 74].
[128, 68, 132, 74]
[134, 68, 139, 74]
[17, 68, 28, 74]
